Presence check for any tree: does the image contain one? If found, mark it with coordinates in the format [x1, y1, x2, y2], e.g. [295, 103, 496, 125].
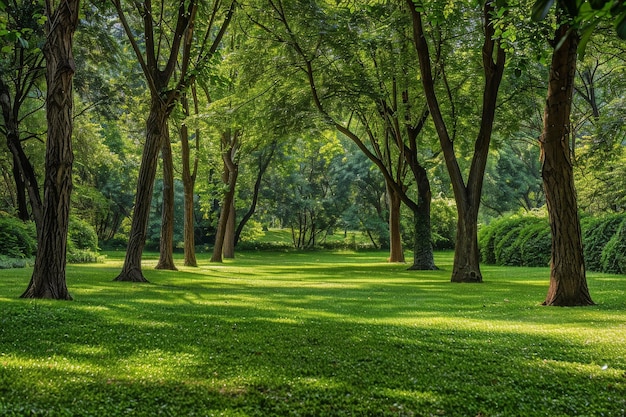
[21, 0, 80, 299]
[406, 0, 506, 282]
[111, 0, 234, 281]
[252, 0, 438, 268]
[530, 0, 603, 306]
[0, 0, 46, 227]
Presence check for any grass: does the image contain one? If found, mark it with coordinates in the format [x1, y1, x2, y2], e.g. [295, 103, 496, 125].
[0, 250, 625, 416]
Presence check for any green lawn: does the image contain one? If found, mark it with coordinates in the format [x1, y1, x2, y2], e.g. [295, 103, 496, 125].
[1, 250, 625, 416]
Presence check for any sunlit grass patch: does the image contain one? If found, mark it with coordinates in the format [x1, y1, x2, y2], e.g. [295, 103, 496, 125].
[1, 250, 625, 416]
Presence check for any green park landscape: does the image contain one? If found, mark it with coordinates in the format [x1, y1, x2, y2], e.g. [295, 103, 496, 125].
[1, 248, 625, 416]
[2, 0, 626, 415]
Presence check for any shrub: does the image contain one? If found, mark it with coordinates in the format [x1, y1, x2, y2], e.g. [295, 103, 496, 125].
[0, 215, 37, 258]
[600, 219, 626, 274]
[582, 214, 624, 272]
[479, 213, 550, 267]
[68, 217, 99, 251]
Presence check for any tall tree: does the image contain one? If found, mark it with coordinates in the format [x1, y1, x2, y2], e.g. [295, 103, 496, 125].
[406, 0, 506, 282]
[21, 0, 80, 299]
[0, 0, 46, 227]
[252, 0, 437, 268]
[111, 0, 234, 281]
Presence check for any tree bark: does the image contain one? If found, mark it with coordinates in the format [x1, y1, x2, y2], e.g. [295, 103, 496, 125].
[181, 89, 199, 267]
[156, 129, 177, 270]
[386, 181, 405, 263]
[408, 164, 437, 270]
[211, 131, 239, 263]
[115, 97, 168, 282]
[21, 0, 80, 300]
[541, 23, 593, 306]
[223, 198, 235, 258]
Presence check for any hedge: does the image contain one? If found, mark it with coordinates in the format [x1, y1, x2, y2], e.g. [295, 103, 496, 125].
[479, 212, 626, 274]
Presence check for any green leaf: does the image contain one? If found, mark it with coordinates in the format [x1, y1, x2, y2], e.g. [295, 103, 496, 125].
[531, 0, 556, 21]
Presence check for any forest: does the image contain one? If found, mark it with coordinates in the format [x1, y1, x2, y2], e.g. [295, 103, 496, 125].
[1, 0, 625, 306]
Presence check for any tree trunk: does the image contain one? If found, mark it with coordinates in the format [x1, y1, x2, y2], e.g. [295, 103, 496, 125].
[181, 90, 199, 267]
[408, 164, 437, 270]
[1, 81, 43, 228]
[541, 24, 593, 306]
[451, 202, 482, 282]
[21, 0, 80, 300]
[386, 181, 405, 263]
[156, 130, 177, 270]
[115, 97, 168, 282]
[12, 155, 29, 221]
[223, 198, 235, 258]
[211, 131, 239, 262]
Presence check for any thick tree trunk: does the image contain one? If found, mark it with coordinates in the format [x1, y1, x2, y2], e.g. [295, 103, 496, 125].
[541, 24, 593, 306]
[115, 97, 168, 282]
[386, 181, 405, 263]
[12, 154, 29, 221]
[451, 202, 482, 282]
[21, 0, 80, 300]
[156, 131, 177, 270]
[408, 165, 437, 270]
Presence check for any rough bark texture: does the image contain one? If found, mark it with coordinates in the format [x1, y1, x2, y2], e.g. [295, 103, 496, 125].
[114, 97, 167, 282]
[156, 131, 178, 270]
[452, 203, 482, 282]
[408, 165, 437, 270]
[386, 182, 405, 263]
[407, 0, 504, 282]
[211, 131, 239, 263]
[21, 0, 80, 299]
[541, 24, 594, 306]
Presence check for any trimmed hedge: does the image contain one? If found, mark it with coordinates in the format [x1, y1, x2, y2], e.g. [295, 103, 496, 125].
[479, 212, 626, 274]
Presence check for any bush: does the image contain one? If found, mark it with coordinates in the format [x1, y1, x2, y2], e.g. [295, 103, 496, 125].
[69, 217, 99, 251]
[431, 199, 457, 250]
[600, 219, 626, 274]
[0, 215, 37, 258]
[479, 213, 550, 267]
[582, 214, 624, 272]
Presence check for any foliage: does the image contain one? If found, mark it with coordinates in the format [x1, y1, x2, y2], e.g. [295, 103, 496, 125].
[402, 198, 457, 251]
[600, 217, 626, 274]
[1, 251, 625, 415]
[581, 213, 624, 271]
[0, 214, 36, 258]
[479, 212, 551, 267]
[68, 216, 99, 252]
[481, 211, 626, 273]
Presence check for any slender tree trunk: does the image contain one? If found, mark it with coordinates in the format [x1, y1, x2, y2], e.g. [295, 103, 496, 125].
[234, 141, 277, 245]
[223, 199, 235, 258]
[408, 164, 437, 270]
[115, 97, 168, 282]
[386, 181, 405, 263]
[12, 155, 29, 221]
[211, 131, 238, 262]
[1, 82, 43, 228]
[181, 90, 199, 267]
[541, 24, 593, 306]
[156, 129, 177, 270]
[21, 0, 80, 300]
